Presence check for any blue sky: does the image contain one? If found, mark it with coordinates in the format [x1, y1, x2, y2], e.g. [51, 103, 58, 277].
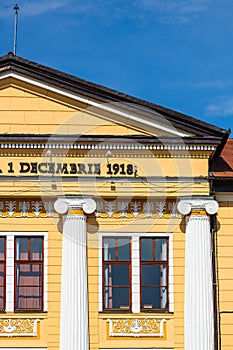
[1, 0, 233, 135]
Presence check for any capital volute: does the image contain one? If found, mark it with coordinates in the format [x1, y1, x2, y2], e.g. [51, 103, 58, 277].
[177, 197, 219, 216]
[54, 196, 96, 216]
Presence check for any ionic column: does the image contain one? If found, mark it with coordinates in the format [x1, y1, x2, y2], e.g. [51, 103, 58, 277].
[177, 197, 218, 350]
[54, 196, 96, 350]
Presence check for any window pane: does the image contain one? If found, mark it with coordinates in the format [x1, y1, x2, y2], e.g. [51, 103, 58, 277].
[16, 263, 42, 310]
[141, 238, 153, 261]
[16, 238, 28, 260]
[16, 264, 42, 286]
[155, 239, 167, 261]
[142, 265, 167, 286]
[30, 238, 43, 260]
[0, 241, 5, 311]
[118, 238, 130, 261]
[0, 238, 5, 260]
[104, 264, 129, 286]
[104, 287, 129, 309]
[16, 286, 42, 309]
[103, 238, 116, 261]
[0, 286, 4, 310]
[142, 287, 167, 309]
[0, 263, 4, 285]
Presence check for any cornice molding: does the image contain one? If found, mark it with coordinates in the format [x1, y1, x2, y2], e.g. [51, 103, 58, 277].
[0, 142, 216, 151]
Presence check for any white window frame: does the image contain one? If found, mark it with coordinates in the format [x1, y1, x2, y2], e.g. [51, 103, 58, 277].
[0, 348, 48, 350]
[99, 232, 174, 313]
[0, 231, 48, 313]
[99, 348, 174, 350]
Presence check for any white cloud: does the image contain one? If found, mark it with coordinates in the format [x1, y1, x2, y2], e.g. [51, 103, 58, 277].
[0, 0, 211, 22]
[0, 0, 71, 18]
[135, 0, 211, 22]
[163, 80, 233, 89]
[192, 81, 233, 89]
[206, 96, 233, 117]
[137, 0, 210, 13]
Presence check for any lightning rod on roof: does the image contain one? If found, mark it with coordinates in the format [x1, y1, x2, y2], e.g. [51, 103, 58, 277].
[13, 4, 19, 55]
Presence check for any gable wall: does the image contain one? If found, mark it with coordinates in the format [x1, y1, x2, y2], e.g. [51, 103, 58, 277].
[0, 84, 152, 136]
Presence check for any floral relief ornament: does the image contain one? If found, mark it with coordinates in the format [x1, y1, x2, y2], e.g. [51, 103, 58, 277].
[0, 318, 40, 337]
[107, 318, 166, 337]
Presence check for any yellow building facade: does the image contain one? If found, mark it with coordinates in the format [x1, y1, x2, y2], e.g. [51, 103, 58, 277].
[0, 52, 232, 350]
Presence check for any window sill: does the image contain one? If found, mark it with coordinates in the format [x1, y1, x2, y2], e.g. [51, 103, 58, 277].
[99, 310, 132, 314]
[1, 312, 48, 319]
[99, 312, 174, 319]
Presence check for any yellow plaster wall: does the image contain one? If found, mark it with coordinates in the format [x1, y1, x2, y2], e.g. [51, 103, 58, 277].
[216, 202, 233, 349]
[0, 151, 209, 177]
[0, 218, 62, 350]
[0, 84, 154, 136]
[0, 179, 210, 198]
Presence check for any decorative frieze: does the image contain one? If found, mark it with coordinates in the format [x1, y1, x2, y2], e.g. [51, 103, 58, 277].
[0, 142, 216, 151]
[0, 200, 57, 218]
[0, 318, 39, 337]
[107, 318, 166, 337]
[0, 199, 180, 218]
[96, 199, 180, 218]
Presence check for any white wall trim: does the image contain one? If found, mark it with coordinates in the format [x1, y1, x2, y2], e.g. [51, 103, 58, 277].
[0, 142, 215, 151]
[0, 348, 47, 350]
[0, 231, 48, 312]
[98, 232, 173, 313]
[0, 72, 189, 137]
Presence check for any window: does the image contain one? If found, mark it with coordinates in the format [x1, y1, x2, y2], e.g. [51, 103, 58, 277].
[103, 237, 131, 310]
[15, 237, 43, 311]
[0, 237, 6, 311]
[140, 238, 168, 310]
[100, 234, 172, 313]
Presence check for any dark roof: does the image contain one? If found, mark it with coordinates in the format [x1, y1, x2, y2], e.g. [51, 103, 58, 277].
[0, 134, 225, 146]
[211, 139, 233, 178]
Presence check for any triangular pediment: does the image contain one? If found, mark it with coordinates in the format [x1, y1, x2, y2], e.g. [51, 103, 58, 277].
[0, 53, 229, 142]
[0, 78, 190, 138]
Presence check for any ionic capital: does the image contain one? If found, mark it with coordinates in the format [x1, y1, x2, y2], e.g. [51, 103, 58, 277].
[177, 197, 218, 216]
[54, 196, 96, 216]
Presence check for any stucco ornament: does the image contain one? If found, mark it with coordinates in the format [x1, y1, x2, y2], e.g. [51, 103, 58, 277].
[107, 318, 166, 337]
[178, 198, 219, 216]
[54, 196, 96, 215]
[0, 319, 40, 337]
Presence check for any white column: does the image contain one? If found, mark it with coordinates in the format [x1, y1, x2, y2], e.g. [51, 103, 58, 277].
[54, 196, 96, 350]
[178, 197, 218, 350]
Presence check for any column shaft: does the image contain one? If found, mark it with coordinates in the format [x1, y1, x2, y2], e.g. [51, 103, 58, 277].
[185, 215, 214, 350]
[60, 213, 89, 350]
